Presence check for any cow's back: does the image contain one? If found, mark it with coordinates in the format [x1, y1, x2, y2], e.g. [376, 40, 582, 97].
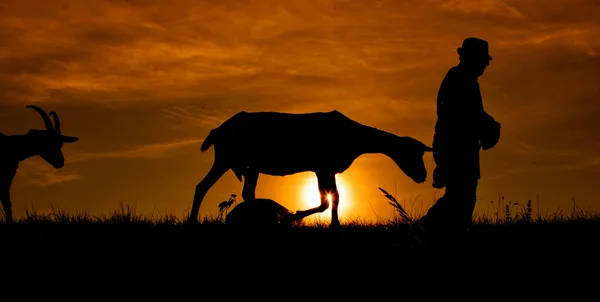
[222, 110, 356, 143]
[216, 111, 365, 174]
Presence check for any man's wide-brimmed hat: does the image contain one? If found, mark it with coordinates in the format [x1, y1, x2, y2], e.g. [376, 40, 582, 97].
[457, 37, 493, 60]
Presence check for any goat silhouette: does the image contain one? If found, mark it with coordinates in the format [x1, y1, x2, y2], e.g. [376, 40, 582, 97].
[0, 105, 79, 224]
[189, 110, 432, 228]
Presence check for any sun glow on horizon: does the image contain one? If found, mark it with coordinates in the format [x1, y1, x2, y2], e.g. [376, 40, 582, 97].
[300, 174, 353, 222]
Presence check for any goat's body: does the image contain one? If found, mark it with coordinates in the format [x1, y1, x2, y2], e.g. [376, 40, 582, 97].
[190, 110, 431, 227]
[0, 133, 15, 162]
[0, 134, 19, 169]
[203, 110, 372, 178]
[1, 133, 29, 167]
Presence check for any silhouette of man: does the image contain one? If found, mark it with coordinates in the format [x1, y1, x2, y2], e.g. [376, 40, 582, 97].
[417, 37, 500, 234]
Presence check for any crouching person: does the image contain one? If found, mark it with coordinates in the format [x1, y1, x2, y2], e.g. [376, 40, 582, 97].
[225, 198, 300, 228]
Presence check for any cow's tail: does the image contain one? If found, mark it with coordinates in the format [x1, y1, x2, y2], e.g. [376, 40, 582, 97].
[200, 129, 218, 152]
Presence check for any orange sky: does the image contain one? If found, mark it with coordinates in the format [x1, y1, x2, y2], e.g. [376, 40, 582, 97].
[1, 0, 599, 222]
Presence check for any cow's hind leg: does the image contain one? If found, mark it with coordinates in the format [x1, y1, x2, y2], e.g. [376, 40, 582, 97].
[293, 172, 336, 224]
[188, 161, 229, 223]
[318, 173, 340, 228]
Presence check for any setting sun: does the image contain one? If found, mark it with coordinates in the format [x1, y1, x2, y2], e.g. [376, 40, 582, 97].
[299, 174, 353, 223]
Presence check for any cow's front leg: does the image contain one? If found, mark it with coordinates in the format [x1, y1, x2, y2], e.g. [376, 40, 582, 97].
[315, 173, 340, 228]
[329, 189, 341, 228]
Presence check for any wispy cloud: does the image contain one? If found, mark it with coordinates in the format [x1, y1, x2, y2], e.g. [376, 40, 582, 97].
[69, 138, 204, 163]
[16, 159, 81, 187]
[557, 155, 600, 171]
[162, 105, 229, 130]
[439, 0, 526, 19]
[14, 137, 203, 187]
[30, 172, 81, 187]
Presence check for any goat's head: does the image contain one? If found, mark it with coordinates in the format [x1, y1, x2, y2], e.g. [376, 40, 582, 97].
[390, 137, 432, 184]
[26, 105, 79, 169]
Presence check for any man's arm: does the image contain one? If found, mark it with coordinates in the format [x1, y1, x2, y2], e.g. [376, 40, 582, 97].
[480, 111, 501, 150]
[436, 70, 473, 139]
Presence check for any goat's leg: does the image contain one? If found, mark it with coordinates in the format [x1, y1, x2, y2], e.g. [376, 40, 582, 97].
[293, 172, 335, 222]
[241, 170, 259, 202]
[0, 190, 13, 225]
[188, 161, 229, 223]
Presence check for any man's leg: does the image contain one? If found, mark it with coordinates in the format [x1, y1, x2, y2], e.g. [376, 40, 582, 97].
[446, 178, 478, 230]
[416, 178, 478, 233]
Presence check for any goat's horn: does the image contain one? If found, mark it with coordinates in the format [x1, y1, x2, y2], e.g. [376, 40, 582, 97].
[26, 105, 53, 131]
[49, 111, 61, 134]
